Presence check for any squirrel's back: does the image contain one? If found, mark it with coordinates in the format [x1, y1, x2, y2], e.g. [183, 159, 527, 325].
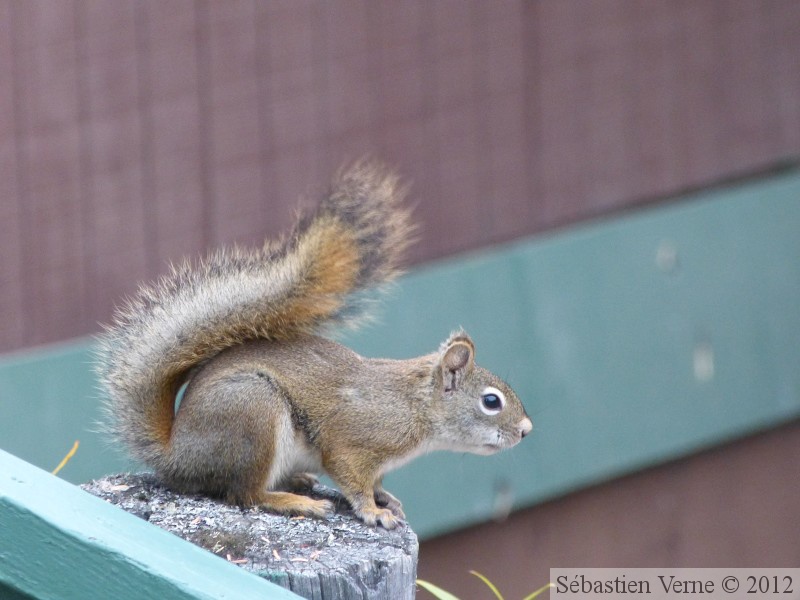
[96, 161, 413, 466]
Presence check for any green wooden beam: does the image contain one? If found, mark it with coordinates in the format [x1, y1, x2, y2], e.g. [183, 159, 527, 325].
[0, 449, 300, 600]
[1, 171, 798, 540]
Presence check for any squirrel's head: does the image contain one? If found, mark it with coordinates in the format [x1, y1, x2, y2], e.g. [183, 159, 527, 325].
[430, 330, 532, 455]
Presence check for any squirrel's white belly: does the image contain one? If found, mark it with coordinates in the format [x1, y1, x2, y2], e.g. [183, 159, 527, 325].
[266, 411, 323, 488]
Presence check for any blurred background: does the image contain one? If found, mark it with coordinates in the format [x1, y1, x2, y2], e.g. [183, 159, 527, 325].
[0, 1, 798, 598]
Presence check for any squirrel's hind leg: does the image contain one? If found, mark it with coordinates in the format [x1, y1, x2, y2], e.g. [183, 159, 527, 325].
[230, 489, 333, 518]
[282, 472, 320, 492]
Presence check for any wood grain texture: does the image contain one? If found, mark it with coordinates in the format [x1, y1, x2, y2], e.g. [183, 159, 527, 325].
[0, 2, 24, 350]
[144, 1, 207, 266]
[8, 0, 89, 347]
[0, 0, 798, 351]
[76, 1, 150, 328]
[83, 474, 419, 600]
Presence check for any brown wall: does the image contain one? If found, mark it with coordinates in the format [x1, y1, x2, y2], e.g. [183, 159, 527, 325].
[1, 0, 799, 352]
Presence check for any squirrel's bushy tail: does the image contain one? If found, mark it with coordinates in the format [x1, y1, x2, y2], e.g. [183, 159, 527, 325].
[96, 161, 413, 467]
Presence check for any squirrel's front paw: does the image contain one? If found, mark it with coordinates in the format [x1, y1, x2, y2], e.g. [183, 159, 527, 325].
[358, 506, 403, 529]
[374, 489, 405, 519]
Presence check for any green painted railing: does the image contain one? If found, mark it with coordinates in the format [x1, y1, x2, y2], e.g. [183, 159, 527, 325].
[1, 171, 799, 542]
[0, 449, 300, 599]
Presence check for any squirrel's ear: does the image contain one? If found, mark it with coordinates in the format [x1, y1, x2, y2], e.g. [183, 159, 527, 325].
[439, 331, 475, 392]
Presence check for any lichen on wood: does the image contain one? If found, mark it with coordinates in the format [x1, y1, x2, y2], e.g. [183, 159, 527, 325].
[82, 473, 419, 600]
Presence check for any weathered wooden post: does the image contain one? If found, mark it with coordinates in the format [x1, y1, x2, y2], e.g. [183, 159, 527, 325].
[83, 474, 419, 600]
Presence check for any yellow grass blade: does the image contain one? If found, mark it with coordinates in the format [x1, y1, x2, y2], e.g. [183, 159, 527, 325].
[52, 440, 79, 476]
[523, 582, 555, 600]
[469, 571, 504, 600]
[416, 579, 461, 600]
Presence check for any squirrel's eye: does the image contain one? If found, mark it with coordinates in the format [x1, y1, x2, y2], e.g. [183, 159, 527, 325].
[480, 386, 506, 415]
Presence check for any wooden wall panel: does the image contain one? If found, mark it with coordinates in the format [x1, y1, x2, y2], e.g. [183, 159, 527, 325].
[625, 2, 683, 200]
[0, 0, 798, 352]
[530, 0, 800, 229]
[0, 1, 24, 350]
[716, 1, 778, 175]
[76, 1, 150, 326]
[768, 1, 800, 155]
[8, 0, 89, 347]
[255, 1, 330, 232]
[204, 1, 266, 246]
[484, 4, 530, 240]
[534, 0, 595, 227]
[144, 1, 207, 265]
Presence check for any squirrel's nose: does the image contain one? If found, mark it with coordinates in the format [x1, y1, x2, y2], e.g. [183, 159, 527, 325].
[519, 417, 533, 438]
